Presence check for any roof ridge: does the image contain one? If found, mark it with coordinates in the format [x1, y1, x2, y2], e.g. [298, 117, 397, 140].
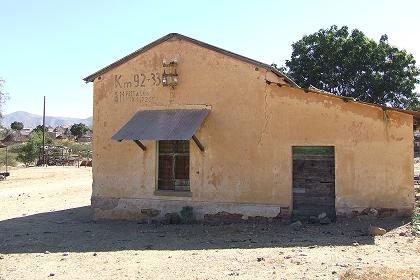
[82, 33, 296, 86]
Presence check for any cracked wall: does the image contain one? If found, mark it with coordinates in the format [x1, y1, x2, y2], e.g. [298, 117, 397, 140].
[91, 38, 414, 220]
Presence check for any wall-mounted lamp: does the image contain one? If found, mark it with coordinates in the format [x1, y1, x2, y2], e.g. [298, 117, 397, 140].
[163, 59, 178, 67]
[162, 69, 178, 87]
[162, 58, 178, 88]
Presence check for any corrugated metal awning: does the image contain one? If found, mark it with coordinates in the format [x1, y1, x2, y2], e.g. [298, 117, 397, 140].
[112, 109, 210, 141]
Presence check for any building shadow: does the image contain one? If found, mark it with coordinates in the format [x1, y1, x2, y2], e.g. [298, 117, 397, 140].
[0, 206, 409, 254]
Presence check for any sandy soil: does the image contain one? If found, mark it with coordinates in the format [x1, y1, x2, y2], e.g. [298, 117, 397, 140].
[0, 166, 419, 280]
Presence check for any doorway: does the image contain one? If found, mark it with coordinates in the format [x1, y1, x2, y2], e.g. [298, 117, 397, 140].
[292, 146, 335, 220]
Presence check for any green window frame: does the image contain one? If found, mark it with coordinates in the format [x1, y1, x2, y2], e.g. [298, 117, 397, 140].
[157, 140, 190, 191]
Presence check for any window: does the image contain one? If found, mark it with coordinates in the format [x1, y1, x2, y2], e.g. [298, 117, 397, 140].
[157, 140, 190, 191]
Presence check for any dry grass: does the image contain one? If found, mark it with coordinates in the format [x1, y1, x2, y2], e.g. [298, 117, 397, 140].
[341, 267, 420, 280]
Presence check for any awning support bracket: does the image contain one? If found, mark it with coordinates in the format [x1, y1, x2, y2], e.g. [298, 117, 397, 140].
[133, 140, 147, 151]
[192, 135, 205, 152]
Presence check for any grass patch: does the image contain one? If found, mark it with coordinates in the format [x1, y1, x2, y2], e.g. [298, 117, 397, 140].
[0, 143, 24, 168]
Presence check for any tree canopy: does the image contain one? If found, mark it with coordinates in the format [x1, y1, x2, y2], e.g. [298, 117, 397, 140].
[70, 123, 90, 138]
[284, 25, 420, 110]
[33, 125, 45, 133]
[10, 121, 24, 130]
[16, 130, 54, 166]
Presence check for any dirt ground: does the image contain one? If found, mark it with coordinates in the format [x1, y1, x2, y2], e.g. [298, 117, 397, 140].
[0, 167, 419, 280]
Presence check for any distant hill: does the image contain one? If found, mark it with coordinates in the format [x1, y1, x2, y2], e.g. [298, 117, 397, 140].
[2, 111, 92, 129]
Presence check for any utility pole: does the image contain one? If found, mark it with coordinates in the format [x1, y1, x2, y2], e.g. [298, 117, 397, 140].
[42, 96, 46, 166]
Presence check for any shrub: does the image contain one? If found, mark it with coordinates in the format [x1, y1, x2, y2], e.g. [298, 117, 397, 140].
[412, 207, 420, 236]
[180, 206, 194, 224]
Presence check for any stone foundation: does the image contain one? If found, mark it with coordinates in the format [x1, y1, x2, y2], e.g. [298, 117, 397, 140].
[336, 207, 413, 219]
[91, 196, 413, 223]
[91, 196, 288, 223]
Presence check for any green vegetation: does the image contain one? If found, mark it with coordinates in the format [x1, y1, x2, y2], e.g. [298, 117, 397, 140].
[283, 25, 420, 110]
[10, 121, 23, 130]
[70, 123, 90, 138]
[180, 206, 194, 224]
[55, 139, 91, 154]
[15, 131, 54, 166]
[33, 124, 45, 133]
[412, 206, 420, 236]
[0, 144, 20, 168]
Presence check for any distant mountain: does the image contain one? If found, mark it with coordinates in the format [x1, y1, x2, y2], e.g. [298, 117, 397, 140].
[2, 111, 92, 129]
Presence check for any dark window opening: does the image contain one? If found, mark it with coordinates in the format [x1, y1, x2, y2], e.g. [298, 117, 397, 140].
[157, 140, 190, 191]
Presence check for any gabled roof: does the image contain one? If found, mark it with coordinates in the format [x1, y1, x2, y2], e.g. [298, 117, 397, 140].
[83, 33, 298, 86]
[83, 33, 420, 121]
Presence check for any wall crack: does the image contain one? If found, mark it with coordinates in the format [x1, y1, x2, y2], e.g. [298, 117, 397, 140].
[258, 71, 271, 145]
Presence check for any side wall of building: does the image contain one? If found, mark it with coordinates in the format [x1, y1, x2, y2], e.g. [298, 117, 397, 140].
[91, 38, 414, 221]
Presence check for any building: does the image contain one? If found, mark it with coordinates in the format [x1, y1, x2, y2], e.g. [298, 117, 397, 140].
[77, 131, 92, 143]
[83, 33, 418, 222]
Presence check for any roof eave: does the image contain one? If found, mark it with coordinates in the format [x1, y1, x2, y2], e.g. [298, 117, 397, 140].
[82, 33, 297, 87]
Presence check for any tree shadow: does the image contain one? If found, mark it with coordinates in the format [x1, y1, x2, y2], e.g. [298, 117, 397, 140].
[0, 206, 409, 254]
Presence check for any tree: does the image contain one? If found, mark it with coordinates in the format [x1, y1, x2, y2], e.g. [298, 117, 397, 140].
[33, 125, 45, 133]
[16, 130, 54, 166]
[16, 139, 38, 166]
[70, 123, 90, 138]
[284, 25, 420, 110]
[10, 121, 24, 130]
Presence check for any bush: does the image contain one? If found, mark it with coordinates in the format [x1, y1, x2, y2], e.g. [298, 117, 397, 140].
[55, 139, 91, 156]
[180, 206, 194, 224]
[0, 146, 19, 168]
[16, 140, 38, 166]
[15, 131, 54, 166]
[412, 207, 420, 236]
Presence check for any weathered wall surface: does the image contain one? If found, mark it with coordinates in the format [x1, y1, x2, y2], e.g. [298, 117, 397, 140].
[91, 37, 414, 220]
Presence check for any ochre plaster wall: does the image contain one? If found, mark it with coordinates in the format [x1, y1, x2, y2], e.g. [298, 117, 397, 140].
[91, 38, 414, 219]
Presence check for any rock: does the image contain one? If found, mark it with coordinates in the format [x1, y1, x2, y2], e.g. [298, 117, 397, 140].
[93, 253, 97, 256]
[140, 208, 161, 217]
[368, 208, 379, 217]
[309, 216, 319, 223]
[319, 217, 331, 225]
[62, 252, 69, 256]
[204, 211, 243, 224]
[318, 212, 327, 219]
[352, 242, 359, 246]
[369, 226, 387, 236]
[44, 251, 50, 254]
[0, 255, 4, 260]
[49, 273, 55, 277]
[257, 257, 265, 262]
[290, 221, 302, 231]
[308, 245, 317, 249]
[164, 212, 182, 224]
[399, 232, 408, 237]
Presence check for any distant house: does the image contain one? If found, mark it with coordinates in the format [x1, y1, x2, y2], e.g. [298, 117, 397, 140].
[55, 133, 68, 140]
[2, 130, 28, 144]
[77, 131, 92, 142]
[53, 126, 65, 135]
[19, 128, 32, 139]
